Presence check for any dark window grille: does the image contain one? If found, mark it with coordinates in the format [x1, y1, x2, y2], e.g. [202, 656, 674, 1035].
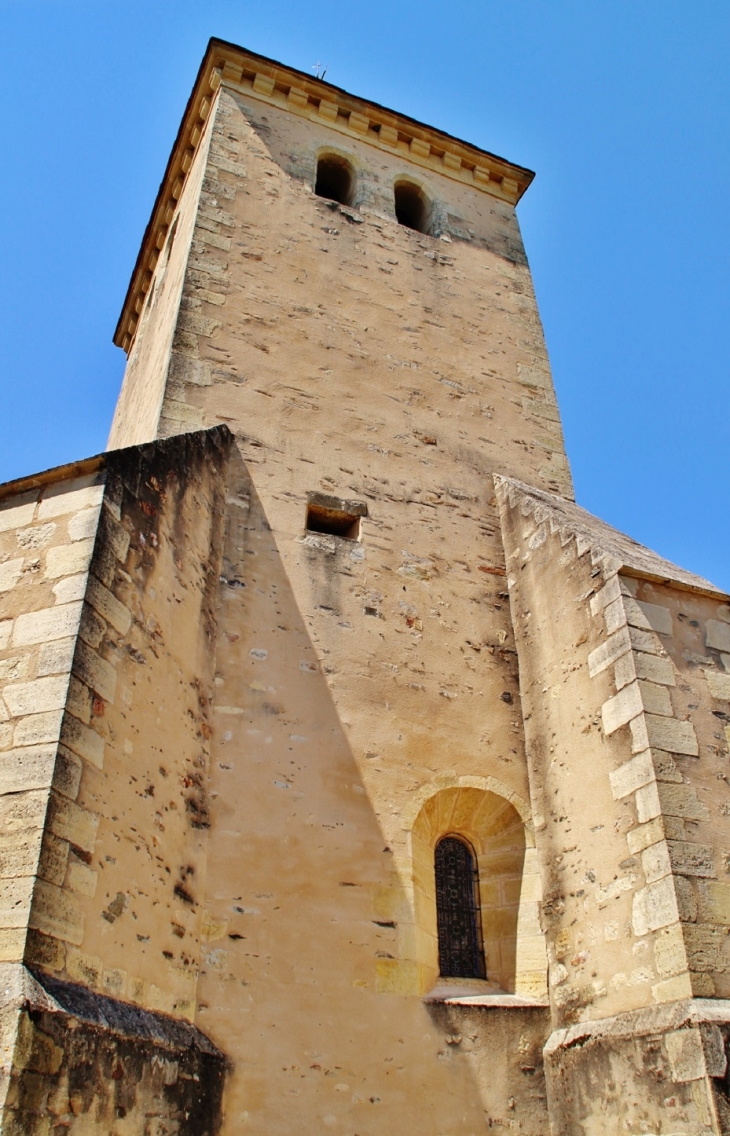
[435, 835, 486, 979]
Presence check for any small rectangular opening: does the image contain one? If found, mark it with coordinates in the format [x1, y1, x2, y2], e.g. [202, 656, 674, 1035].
[306, 504, 361, 540]
[305, 492, 367, 541]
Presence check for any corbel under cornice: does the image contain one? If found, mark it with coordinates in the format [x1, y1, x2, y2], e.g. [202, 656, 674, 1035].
[114, 37, 535, 354]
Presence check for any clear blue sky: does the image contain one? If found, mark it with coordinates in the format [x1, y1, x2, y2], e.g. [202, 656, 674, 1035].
[1, 2, 728, 587]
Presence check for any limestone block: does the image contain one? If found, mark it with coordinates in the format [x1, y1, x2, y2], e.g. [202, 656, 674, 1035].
[0, 788, 47, 834]
[0, 745, 56, 795]
[73, 642, 116, 702]
[635, 651, 675, 686]
[645, 715, 699, 757]
[588, 627, 630, 677]
[652, 972, 693, 1002]
[637, 680, 672, 716]
[675, 876, 698, 921]
[667, 841, 715, 878]
[25, 929, 65, 971]
[29, 879, 84, 946]
[0, 622, 12, 649]
[604, 598, 628, 635]
[66, 947, 102, 988]
[79, 606, 106, 649]
[53, 746, 82, 800]
[697, 881, 730, 924]
[0, 829, 42, 879]
[38, 832, 69, 886]
[641, 841, 671, 883]
[700, 1023, 727, 1077]
[52, 573, 88, 605]
[0, 655, 29, 682]
[86, 576, 132, 634]
[684, 923, 730, 972]
[630, 715, 650, 753]
[3, 676, 69, 718]
[623, 598, 673, 636]
[16, 522, 56, 551]
[627, 817, 665, 855]
[0, 928, 27, 962]
[654, 923, 688, 978]
[654, 751, 682, 782]
[636, 781, 661, 824]
[60, 715, 104, 769]
[0, 560, 24, 592]
[614, 652, 637, 690]
[66, 860, 97, 897]
[589, 574, 621, 616]
[46, 793, 99, 853]
[707, 620, 730, 653]
[0, 498, 35, 533]
[67, 508, 100, 542]
[632, 876, 679, 936]
[658, 783, 707, 820]
[0, 875, 34, 928]
[602, 682, 642, 735]
[15, 708, 64, 750]
[37, 481, 104, 520]
[665, 1028, 705, 1083]
[37, 637, 76, 677]
[628, 626, 664, 655]
[45, 540, 95, 579]
[706, 669, 730, 701]
[13, 602, 83, 647]
[65, 677, 91, 723]
[609, 750, 654, 800]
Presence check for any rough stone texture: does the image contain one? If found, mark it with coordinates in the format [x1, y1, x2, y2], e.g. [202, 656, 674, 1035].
[2, 35, 730, 1136]
[0, 966, 225, 1135]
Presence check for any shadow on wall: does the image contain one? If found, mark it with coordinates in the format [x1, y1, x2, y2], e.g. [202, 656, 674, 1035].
[198, 444, 497, 1132]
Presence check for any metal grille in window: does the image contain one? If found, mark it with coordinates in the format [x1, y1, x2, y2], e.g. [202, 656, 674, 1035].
[435, 835, 486, 979]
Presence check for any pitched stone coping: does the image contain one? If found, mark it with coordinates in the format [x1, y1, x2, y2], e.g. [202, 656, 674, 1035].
[545, 998, 730, 1053]
[496, 474, 728, 601]
[26, 967, 224, 1057]
[115, 37, 535, 353]
[0, 455, 104, 505]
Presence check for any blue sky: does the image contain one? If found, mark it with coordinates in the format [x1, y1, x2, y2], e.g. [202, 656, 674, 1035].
[1, 2, 728, 587]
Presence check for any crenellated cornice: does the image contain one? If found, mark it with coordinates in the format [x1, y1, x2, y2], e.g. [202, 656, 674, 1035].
[115, 38, 535, 352]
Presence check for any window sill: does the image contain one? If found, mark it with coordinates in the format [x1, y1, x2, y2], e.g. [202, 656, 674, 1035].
[422, 980, 549, 1008]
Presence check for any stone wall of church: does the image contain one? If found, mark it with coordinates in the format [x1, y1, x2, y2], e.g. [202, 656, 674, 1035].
[497, 477, 730, 1134]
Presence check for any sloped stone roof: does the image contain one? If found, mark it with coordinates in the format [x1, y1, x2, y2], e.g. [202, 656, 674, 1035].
[495, 475, 726, 599]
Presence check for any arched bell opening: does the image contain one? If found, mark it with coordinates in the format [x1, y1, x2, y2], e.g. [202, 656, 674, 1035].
[315, 153, 356, 206]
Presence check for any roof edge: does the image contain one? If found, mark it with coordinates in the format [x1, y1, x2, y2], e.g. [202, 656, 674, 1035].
[495, 474, 728, 602]
[114, 37, 535, 352]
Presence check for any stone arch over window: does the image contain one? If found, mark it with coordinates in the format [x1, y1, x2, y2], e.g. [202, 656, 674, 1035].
[406, 782, 547, 999]
[314, 151, 356, 206]
[394, 178, 432, 234]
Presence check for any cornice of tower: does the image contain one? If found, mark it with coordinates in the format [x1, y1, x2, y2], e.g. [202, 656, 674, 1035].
[114, 37, 535, 353]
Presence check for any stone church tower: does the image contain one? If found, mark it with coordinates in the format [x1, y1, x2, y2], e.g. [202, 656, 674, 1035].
[0, 37, 729, 1135]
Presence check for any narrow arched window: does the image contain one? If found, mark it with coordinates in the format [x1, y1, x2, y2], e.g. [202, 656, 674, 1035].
[315, 154, 355, 206]
[435, 835, 486, 979]
[394, 180, 431, 234]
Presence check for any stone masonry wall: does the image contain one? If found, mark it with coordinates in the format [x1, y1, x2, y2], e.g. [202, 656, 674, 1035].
[196, 443, 550, 1134]
[496, 477, 730, 1135]
[23, 429, 229, 1020]
[0, 470, 105, 969]
[123, 81, 572, 502]
[107, 85, 217, 450]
